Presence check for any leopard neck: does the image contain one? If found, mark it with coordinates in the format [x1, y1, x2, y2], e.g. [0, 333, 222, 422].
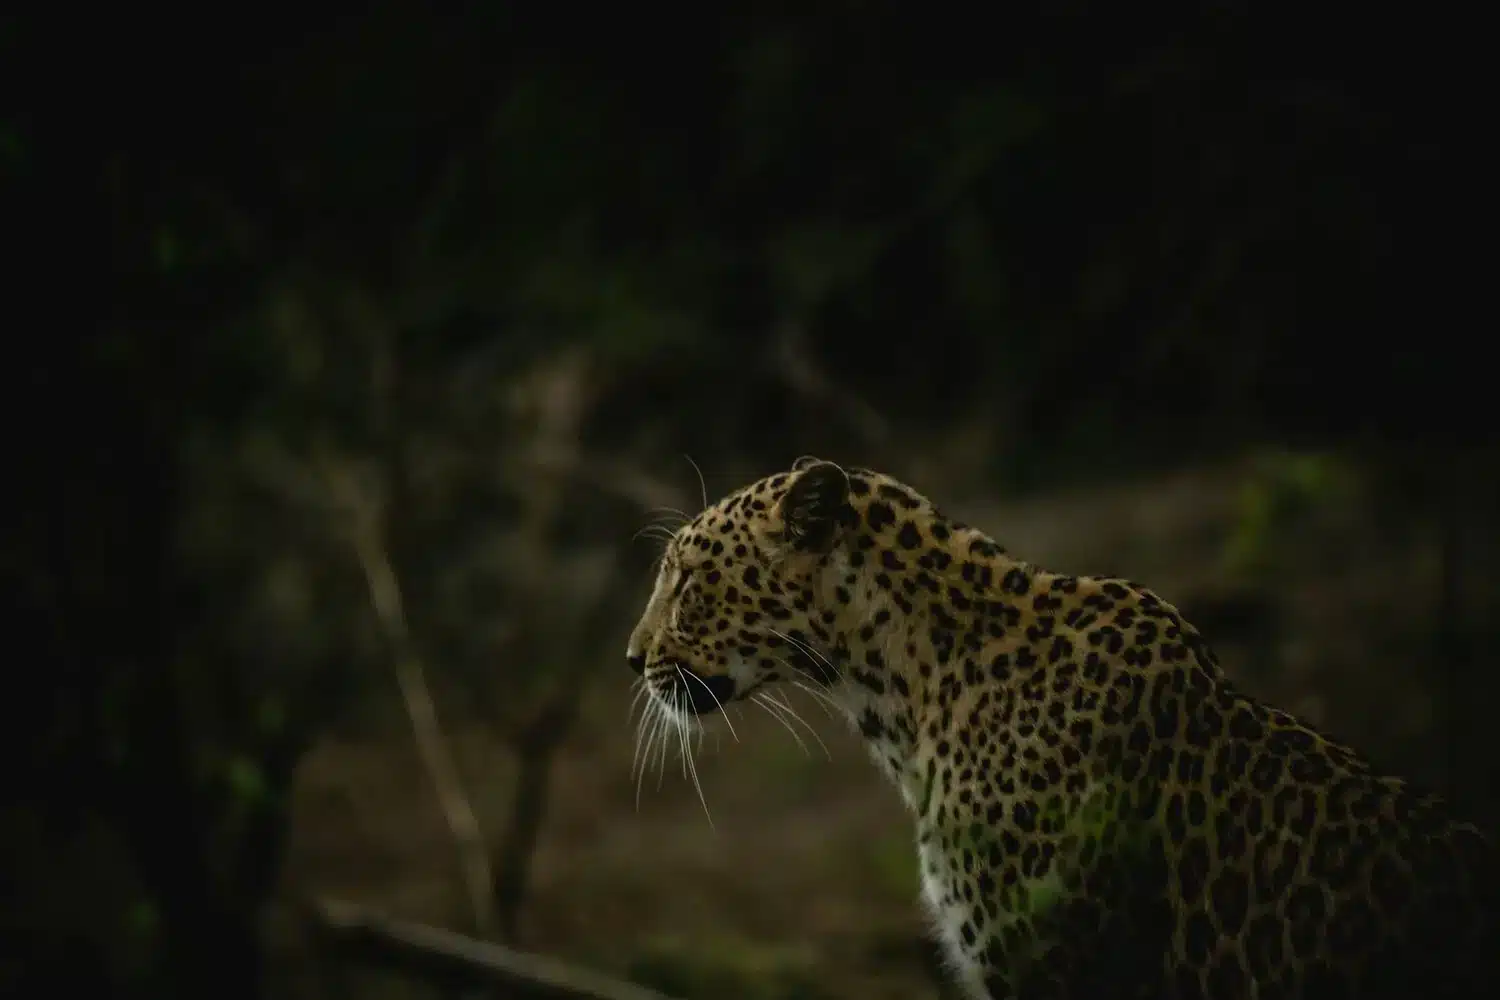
[815, 498, 1038, 812]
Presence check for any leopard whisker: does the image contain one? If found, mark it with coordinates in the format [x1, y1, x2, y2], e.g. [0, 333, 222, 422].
[627, 676, 652, 723]
[789, 677, 842, 721]
[768, 626, 839, 686]
[633, 524, 680, 545]
[771, 654, 843, 722]
[761, 690, 831, 760]
[654, 698, 672, 790]
[629, 703, 648, 779]
[682, 454, 709, 512]
[673, 688, 690, 781]
[645, 505, 693, 524]
[754, 693, 810, 757]
[674, 684, 715, 830]
[678, 667, 740, 743]
[634, 697, 666, 811]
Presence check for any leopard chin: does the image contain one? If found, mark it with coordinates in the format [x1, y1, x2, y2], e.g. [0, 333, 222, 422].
[652, 665, 735, 716]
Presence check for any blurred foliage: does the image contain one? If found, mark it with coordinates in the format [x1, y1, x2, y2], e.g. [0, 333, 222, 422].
[6, 4, 1492, 999]
[1222, 451, 1356, 580]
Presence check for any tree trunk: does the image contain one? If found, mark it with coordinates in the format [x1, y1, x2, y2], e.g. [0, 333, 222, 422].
[493, 692, 581, 942]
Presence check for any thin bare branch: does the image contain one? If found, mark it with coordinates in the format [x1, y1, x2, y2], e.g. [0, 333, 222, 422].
[772, 321, 891, 448]
[521, 444, 694, 516]
[318, 454, 497, 940]
[310, 897, 682, 1000]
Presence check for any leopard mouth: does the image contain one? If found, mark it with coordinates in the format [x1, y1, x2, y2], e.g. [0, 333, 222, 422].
[780, 643, 840, 687]
[656, 665, 737, 715]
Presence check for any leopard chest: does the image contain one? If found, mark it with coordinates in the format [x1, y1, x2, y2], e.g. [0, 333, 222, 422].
[917, 831, 993, 997]
[909, 756, 1045, 994]
[906, 714, 1086, 995]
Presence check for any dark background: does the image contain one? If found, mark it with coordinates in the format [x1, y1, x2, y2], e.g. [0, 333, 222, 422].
[6, 4, 1495, 998]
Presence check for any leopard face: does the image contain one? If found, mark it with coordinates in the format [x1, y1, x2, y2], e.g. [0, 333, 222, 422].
[625, 457, 854, 722]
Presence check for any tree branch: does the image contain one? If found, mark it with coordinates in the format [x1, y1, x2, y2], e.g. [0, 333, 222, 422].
[520, 444, 695, 516]
[772, 321, 891, 448]
[309, 897, 682, 1000]
[319, 455, 498, 939]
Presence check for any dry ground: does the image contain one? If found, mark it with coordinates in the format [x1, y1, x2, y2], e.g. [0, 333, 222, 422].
[284, 684, 938, 999]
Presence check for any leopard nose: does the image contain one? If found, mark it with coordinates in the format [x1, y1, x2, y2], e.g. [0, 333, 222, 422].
[627, 652, 646, 675]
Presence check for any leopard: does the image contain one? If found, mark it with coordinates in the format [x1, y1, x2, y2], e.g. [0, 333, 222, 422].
[624, 457, 1497, 1000]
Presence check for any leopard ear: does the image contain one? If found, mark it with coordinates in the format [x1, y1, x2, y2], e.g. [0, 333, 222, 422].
[791, 454, 825, 473]
[779, 461, 851, 552]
